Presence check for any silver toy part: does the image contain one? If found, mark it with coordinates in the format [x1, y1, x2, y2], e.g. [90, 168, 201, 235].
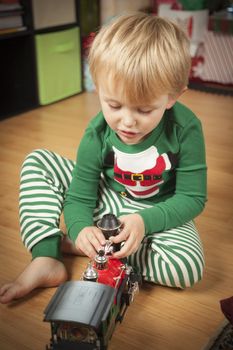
[95, 249, 108, 270]
[104, 240, 114, 255]
[83, 262, 98, 282]
[128, 281, 139, 303]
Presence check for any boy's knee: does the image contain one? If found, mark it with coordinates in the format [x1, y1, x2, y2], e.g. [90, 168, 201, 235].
[25, 149, 46, 160]
[22, 149, 48, 169]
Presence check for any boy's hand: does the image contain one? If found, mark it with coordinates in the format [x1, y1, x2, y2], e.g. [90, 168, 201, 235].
[110, 213, 145, 259]
[75, 226, 106, 259]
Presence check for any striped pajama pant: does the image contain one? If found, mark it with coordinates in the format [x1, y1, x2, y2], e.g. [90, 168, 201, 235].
[20, 149, 205, 289]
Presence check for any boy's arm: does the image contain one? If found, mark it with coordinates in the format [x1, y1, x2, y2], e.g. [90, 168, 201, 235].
[139, 117, 207, 234]
[63, 126, 103, 242]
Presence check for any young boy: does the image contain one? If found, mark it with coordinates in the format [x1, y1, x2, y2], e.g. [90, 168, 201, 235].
[0, 13, 207, 304]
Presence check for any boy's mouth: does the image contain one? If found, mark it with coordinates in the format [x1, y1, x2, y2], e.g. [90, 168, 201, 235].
[118, 130, 138, 138]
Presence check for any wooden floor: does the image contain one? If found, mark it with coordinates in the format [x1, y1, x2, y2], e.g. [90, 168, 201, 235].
[0, 89, 232, 350]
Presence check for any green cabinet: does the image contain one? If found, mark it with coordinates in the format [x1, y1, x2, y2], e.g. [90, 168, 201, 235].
[35, 27, 82, 105]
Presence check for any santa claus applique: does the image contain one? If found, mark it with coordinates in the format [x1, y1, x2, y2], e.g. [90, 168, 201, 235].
[112, 146, 175, 199]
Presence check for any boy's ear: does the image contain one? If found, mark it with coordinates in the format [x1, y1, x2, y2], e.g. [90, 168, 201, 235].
[166, 97, 177, 110]
[166, 86, 188, 109]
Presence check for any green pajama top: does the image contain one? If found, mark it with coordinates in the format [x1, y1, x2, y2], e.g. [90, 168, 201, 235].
[64, 101, 207, 242]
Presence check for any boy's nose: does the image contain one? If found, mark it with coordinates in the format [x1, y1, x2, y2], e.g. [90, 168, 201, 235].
[122, 112, 136, 127]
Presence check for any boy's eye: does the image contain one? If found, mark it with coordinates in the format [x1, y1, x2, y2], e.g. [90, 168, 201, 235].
[138, 109, 153, 115]
[109, 104, 121, 110]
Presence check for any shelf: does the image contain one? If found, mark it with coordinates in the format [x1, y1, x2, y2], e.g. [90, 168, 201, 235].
[0, 0, 83, 119]
[0, 34, 38, 119]
[0, 28, 32, 40]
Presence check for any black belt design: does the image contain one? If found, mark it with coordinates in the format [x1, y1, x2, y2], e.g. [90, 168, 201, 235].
[114, 172, 162, 181]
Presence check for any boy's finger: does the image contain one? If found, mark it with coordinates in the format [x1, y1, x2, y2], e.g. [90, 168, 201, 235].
[113, 238, 133, 259]
[83, 244, 96, 259]
[80, 236, 98, 259]
[94, 228, 106, 245]
[109, 230, 128, 243]
[113, 244, 129, 259]
[90, 235, 103, 254]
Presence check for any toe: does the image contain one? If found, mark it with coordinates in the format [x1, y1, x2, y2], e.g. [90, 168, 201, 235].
[0, 284, 16, 304]
[0, 283, 13, 296]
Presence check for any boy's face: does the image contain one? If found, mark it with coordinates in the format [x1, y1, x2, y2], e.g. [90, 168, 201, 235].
[98, 85, 176, 145]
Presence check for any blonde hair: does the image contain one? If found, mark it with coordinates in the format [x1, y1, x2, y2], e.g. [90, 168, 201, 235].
[88, 12, 191, 103]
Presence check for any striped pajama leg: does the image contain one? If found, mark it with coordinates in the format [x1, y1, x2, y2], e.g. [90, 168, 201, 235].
[94, 180, 205, 289]
[19, 149, 75, 252]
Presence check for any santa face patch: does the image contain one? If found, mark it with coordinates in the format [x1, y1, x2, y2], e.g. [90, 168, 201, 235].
[112, 146, 173, 199]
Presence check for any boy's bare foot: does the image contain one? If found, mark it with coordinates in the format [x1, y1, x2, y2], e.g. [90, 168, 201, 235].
[0, 257, 67, 304]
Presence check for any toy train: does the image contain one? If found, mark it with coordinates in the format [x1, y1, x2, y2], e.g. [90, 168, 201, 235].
[44, 214, 141, 350]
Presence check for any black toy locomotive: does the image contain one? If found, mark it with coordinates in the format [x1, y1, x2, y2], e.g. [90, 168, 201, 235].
[44, 214, 141, 350]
